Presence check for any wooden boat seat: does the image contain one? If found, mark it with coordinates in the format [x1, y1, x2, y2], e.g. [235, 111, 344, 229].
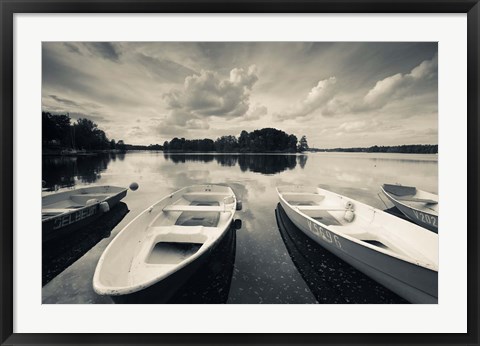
[163, 205, 225, 212]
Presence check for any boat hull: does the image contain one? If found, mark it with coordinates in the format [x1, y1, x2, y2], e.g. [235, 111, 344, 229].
[42, 188, 127, 243]
[94, 185, 237, 303]
[111, 242, 210, 304]
[382, 192, 438, 233]
[279, 198, 438, 304]
[109, 221, 230, 304]
[275, 203, 407, 303]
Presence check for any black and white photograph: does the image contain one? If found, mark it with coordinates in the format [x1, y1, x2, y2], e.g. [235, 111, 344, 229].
[41, 41, 439, 304]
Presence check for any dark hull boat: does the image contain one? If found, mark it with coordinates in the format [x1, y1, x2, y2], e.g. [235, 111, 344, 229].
[42, 185, 127, 243]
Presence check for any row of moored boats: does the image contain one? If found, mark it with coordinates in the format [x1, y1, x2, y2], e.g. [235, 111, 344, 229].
[42, 183, 438, 303]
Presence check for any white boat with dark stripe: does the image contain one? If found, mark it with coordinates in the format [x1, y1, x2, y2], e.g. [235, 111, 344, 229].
[93, 184, 237, 303]
[42, 185, 127, 243]
[381, 184, 438, 233]
[277, 185, 438, 304]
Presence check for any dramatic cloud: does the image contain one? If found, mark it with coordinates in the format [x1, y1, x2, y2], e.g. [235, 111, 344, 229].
[275, 77, 336, 120]
[164, 66, 258, 118]
[361, 54, 438, 111]
[42, 42, 437, 147]
[157, 65, 258, 134]
[243, 104, 268, 121]
[276, 53, 438, 120]
[321, 98, 351, 117]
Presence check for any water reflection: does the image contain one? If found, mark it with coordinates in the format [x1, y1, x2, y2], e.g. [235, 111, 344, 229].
[297, 155, 308, 169]
[42, 202, 129, 286]
[112, 226, 237, 304]
[42, 154, 116, 190]
[164, 153, 215, 164]
[275, 203, 407, 303]
[168, 227, 237, 303]
[163, 153, 307, 175]
[41, 151, 437, 304]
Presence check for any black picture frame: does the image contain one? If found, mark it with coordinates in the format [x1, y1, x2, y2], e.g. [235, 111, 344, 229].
[1, 1, 479, 345]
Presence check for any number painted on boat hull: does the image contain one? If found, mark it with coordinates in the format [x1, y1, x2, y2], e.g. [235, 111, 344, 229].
[307, 220, 342, 249]
[412, 210, 438, 228]
[53, 205, 98, 230]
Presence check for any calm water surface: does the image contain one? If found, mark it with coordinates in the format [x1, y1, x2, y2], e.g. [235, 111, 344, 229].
[42, 152, 437, 304]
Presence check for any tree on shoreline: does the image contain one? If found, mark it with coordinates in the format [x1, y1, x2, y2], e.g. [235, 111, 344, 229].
[42, 112, 111, 151]
[298, 135, 309, 152]
[42, 112, 72, 147]
[74, 118, 110, 150]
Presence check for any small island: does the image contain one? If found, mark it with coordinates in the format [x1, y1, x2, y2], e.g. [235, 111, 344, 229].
[163, 128, 309, 153]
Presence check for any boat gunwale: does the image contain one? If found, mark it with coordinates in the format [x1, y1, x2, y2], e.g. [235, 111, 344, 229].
[381, 185, 438, 216]
[41, 186, 128, 222]
[276, 186, 438, 272]
[93, 184, 236, 296]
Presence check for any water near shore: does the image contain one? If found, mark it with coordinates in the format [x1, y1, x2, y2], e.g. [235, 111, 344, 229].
[42, 151, 437, 304]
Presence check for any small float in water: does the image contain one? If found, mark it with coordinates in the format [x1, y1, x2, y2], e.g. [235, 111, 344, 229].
[381, 184, 438, 233]
[277, 185, 438, 304]
[42, 185, 128, 243]
[93, 184, 239, 303]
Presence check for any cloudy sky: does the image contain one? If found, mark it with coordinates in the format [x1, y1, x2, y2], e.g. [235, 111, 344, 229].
[42, 42, 437, 148]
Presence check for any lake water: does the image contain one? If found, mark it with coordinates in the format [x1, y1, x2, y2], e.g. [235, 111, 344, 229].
[42, 152, 437, 304]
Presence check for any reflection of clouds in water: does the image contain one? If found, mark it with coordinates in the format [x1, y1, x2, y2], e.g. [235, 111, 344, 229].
[167, 170, 211, 188]
[42, 152, 437, 304]
[224, 182, 249, 201]
[336, 172, 363, 183]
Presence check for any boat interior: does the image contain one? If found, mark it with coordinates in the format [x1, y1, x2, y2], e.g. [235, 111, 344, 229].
[278, 187, 438, 268]
[42, 186, 125, 219]
[96, 186, 236, 289]
[279, 191, 349, 226]
[383, 184, 438, 206]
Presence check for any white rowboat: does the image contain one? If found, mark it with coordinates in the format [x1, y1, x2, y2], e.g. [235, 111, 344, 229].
[277, 185, 438, 303]
[93, 184, 237, 303]
[42, 185, 127, 243]
[381, 184, 438, 233]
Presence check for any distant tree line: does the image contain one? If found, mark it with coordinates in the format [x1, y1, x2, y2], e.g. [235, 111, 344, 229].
[311, 144, 438, 154]
[163, 128, 309, 153]
[43, 112, 127, 152]
[124, 144, 163, 151]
